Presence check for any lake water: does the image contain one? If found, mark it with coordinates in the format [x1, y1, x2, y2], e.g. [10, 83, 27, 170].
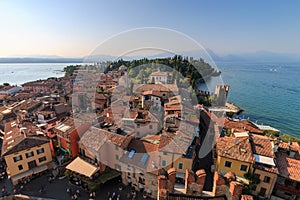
[0, 63, 81, 85]
[202, 61, 300, 137]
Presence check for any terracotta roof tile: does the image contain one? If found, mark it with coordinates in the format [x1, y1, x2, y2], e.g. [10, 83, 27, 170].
[224, 119, 263, 134]
[217, 136, 255, 163]
[159, 131, 192, 155]
[127, 139, 158, 153]
[251, 134, 274, 157]
[1, 120, 49, 156]
[276, 151, 300, 182]
[134, 84, 178, 94]
[142, 90, 163, 97]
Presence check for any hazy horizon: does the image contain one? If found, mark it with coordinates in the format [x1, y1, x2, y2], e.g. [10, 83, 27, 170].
[1, 1, 300, 57]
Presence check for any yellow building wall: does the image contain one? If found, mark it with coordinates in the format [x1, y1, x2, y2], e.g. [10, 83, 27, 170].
[160, 152, 193, 173]
[216, 156, 252, 177]
[4, 142, 52, 177]
[173, 157, 193, 173]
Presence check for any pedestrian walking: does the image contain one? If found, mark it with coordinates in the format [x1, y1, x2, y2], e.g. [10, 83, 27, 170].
[76, 189, 80, 196]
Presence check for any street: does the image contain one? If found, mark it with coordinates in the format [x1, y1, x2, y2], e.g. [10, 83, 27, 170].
[0, 173, 154, 200]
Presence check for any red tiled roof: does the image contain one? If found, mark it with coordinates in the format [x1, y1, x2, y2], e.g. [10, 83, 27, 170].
[254, 162, 277, 174]
[134, 84, 178, 94]
[224, 119, 263, 134]
[276, 151, 300, 182]
[278, 142, 300, 160]
[159, 131, 192, 155]
[104, 131, 133, 148]
[141, 134, 161, 142]
[142, 90, 163, 97]
[251, 134, 274, 157]
[1, 120, 49, 156]
[164, 105, 182, 111]
[0, 94, 8, 100]
[127, 139, 159, 153]
[80, 126, 133, 150]
[217, 136, 255, 163]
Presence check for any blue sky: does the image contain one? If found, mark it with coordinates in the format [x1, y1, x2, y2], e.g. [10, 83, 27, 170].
[0, 0, 300, 57]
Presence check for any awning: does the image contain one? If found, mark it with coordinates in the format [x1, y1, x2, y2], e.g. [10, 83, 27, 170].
[60, 147, 68, 153]
[32, 164, 49, 174]
[254, 154, 276, 166]
[176, 172, 185, 179]
[66, 157, 99, 178]
[10, 170, 33, 183]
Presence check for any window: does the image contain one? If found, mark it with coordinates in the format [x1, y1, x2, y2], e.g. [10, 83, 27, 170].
[116, 155, 119, 160]
[254, 173, 260, 179]
[252, 185, 257, 191]
[224, 161, 232, 168]
[296, 182, 300, 190]
[36, 148, 44, 154]
[149, 125, 153, 129]
[13, 155, 23, 162]
[240, 164, 248, 172]
[139, 177, 145, 185]
[115, 146, 119, 151]
[80, 148, 86, 156]
[18, 165, 23, 170]
[115, 164, 121, 171]
[28, 160, 37, 169]
[163, 152, 168, 155]
[263, 176, 271, 183]
[178, 163, 184, 170]
[137, 124, 140, 128]
[285, 179, 293, 186]
[162, 160, 166, 167]
[259, 187, 267, 196]
[26, 151, 34, 158]
[38, 156, 46, 162]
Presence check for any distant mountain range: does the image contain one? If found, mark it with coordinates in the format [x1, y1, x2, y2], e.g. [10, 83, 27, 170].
[0, 57, 84, 63]
[205, 49, 300, 62]
[1, 50, 300, 63]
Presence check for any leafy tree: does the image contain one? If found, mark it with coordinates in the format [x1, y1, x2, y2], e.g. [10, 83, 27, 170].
[281, 134, 300, 143]
[243, 172, 261, 194]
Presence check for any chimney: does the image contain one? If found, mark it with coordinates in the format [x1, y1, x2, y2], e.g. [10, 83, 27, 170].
[158, 175, 167, 190]
[212, 172, 226, 196]
[196, 169, 206, 185]
[167, 168, 176, 185]
[185, 169, 196, 194]
[230, 181, 243, 200]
